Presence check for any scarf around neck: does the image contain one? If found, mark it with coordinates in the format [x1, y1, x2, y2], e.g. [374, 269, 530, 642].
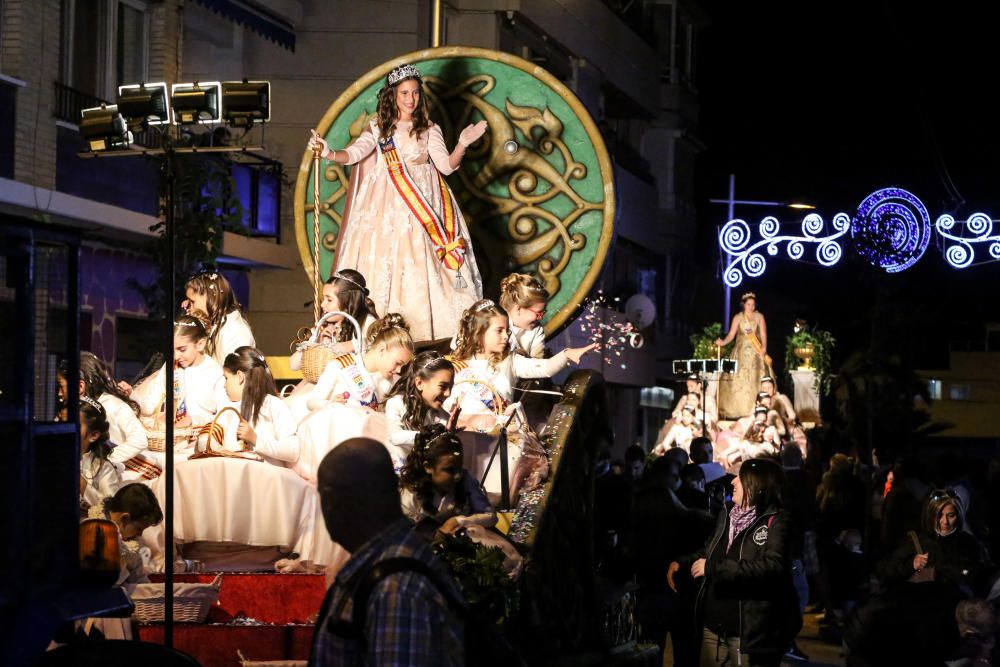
[727, 505, 759, 551]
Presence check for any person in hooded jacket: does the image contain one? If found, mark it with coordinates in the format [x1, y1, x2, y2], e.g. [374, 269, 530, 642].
[669, 457, 802, 667]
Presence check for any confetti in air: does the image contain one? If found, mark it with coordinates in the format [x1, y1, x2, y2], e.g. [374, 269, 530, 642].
[573, 291, 644, 368]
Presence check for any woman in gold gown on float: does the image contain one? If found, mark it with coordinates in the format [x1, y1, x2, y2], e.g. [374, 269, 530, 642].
[715, 292, 772, 419]
[308, 63, 487, 342]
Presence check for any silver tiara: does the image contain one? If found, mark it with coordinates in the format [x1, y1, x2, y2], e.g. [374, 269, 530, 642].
[333, 271, 369, 295]
[80, 395, 104, 413]
[388, 64, 421, 85]
[473, 299, 495, 313]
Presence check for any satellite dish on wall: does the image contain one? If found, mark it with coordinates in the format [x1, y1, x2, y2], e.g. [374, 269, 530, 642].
[625, 293, 656, 329]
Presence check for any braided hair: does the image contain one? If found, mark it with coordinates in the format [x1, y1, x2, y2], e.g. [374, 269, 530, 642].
[387, 351, 454, 430]
[399, 424, 464, 507]
[366, 312, 414, 352]
[64, 352, 140, 416]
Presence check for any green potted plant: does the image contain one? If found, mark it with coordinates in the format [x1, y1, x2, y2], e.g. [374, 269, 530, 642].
[785, 320, 836, 394]
[689, 322, 730, 359]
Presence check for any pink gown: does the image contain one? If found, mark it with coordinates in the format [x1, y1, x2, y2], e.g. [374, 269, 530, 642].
[334, 120, 483, 341]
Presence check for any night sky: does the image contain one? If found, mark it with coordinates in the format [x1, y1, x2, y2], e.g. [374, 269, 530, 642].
[692, 1, 1000, 371]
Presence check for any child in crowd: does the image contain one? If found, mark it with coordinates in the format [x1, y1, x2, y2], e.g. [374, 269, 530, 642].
[131, 314, 224, 427]
[59, 352, 148, 465]
[384, 351, 456, 469]
[306, 313, 414, 412]
[445, 299, 596, 425]
[220, 346, 299, 466]
[184, 269, 256, 365]
[498, 272, 549, 359]
[79, 396, 123, 512]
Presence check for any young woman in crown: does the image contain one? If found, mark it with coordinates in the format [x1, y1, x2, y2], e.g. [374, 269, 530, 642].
[307, 63, 487, 342]
[715, 291, 772, 420]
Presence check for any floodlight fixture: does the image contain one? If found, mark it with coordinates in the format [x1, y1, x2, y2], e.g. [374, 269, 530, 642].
[221, 80, 270, 127]
[170, 81, 221, 124]
[117, 82, 171, 127]
[79, 104, 131, 151]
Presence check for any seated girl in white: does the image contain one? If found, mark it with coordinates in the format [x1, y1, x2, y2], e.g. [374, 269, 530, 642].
[443, 299, 596, 428]
[59, 352, 149, 465]
[499, 272, 549, 359]
[286, 269, 379, 422]
[383, 351, 456, 470]
[125, 314, 225, 478]
[305, 313, 414, 413]
[654, 404, 698, 456]
[217, 346, 299, 466]
[132, 314, 224, 427]
[184, 269, 256, 366]
[79, 396, 123, 513]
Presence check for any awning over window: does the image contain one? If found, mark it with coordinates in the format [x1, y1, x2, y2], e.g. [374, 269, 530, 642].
[192, 0, 296, 52]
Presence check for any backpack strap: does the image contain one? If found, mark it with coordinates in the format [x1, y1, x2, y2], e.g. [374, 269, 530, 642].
[342, 556, 466, 639]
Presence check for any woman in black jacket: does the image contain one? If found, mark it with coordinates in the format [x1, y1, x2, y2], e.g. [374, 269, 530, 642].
[669, 458, 802, 667]
[877, 488, 992, 597]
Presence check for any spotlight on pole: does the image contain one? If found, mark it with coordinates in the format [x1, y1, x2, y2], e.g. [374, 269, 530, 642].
[170, 82, 222, 125]
[221, 80, 270, 128]
[116, 82, 171, 128]
[79, 105, 131, 151]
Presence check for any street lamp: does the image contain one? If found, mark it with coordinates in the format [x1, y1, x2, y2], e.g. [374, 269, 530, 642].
[710, 174, 815, 323]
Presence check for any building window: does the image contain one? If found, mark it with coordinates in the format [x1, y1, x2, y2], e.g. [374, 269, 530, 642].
[948, 384, 970, 401]
[926, 379, 942, 400]
[61, 0, 149, 99]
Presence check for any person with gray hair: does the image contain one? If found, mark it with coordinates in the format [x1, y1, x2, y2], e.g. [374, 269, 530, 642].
[309, 438, 464, 666]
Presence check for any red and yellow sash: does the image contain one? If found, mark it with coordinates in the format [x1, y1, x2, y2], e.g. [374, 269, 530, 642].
[375, 123, 465, 270]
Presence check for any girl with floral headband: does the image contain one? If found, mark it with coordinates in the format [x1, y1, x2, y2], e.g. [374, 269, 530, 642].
[218, 346, 299, 466]
[184, 270, 256, 365]
[307, 62, 487, 341]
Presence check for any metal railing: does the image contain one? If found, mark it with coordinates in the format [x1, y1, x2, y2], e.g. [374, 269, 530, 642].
[53, 81, 107, 124]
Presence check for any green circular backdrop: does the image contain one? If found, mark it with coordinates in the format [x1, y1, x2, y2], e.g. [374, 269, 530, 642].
[294, 46, 615, 335]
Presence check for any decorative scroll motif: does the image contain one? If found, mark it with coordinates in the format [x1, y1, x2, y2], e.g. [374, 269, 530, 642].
[935, 213, 1000, 268]
[720, 213, 850, 288]
[720, 186, 1000, 285]
[295, 48, 615, 336]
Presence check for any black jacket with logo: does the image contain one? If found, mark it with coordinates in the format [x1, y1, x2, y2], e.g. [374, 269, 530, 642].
[682, 504, 802, 653]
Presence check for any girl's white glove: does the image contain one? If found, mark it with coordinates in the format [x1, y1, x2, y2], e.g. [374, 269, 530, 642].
[458, 120, 488, 147]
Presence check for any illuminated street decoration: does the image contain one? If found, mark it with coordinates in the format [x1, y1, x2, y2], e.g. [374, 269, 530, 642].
[719, 186, 1000, 286]
[851, 188, 931, 273]
[935, 212, 1000, 268]
[720, 213, 850, 288]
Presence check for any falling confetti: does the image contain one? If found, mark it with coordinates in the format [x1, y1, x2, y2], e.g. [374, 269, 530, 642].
[568, 290, 644, 368]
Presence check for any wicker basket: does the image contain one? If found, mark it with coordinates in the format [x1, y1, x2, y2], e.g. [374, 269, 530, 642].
[297, 311, 363, 384]
[189, 406, 263, 462]
[131, 573, 223, 623]
[144, 392, 195, 452]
